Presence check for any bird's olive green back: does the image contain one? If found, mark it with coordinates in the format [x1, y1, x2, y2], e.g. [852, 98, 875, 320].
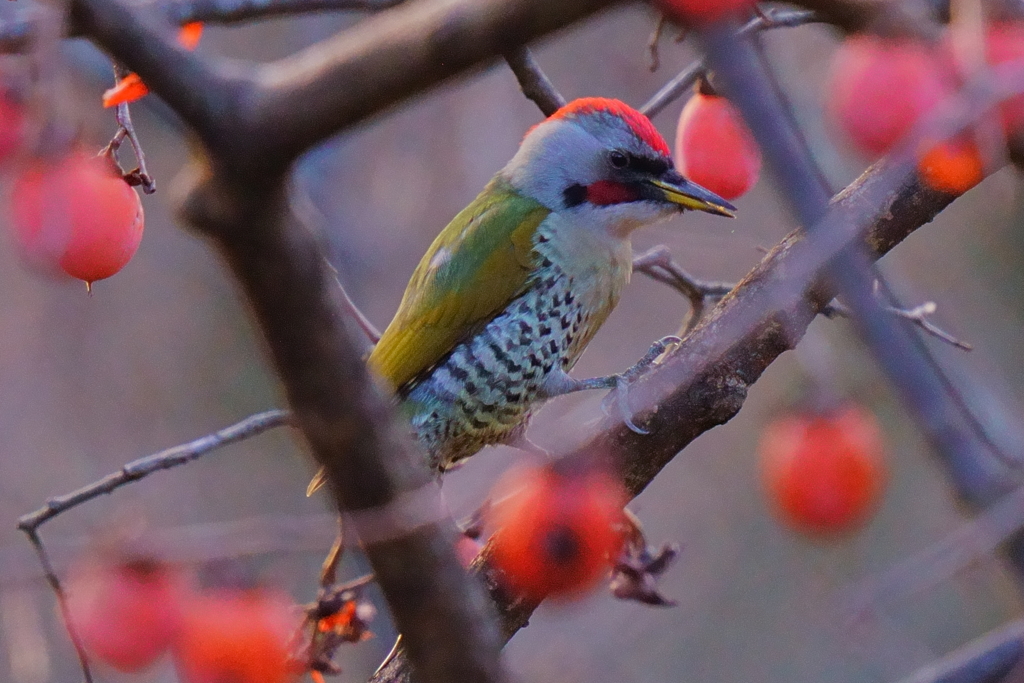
[368, 179, 550, 390]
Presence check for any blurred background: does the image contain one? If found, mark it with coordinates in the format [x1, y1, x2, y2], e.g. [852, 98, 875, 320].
[2, 3, 1024, 682]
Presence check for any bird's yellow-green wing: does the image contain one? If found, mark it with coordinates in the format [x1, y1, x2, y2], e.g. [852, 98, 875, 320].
[369, 179, 550, 390]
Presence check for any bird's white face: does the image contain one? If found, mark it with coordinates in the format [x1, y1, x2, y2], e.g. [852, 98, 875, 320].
[502, 107, 734, 239]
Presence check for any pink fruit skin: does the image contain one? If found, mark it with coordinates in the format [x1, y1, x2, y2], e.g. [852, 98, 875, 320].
[675, 93, 762, 201]
[11, 152, 143, 283]
[67, 560, 184, 672]
[828, 36, 953, 157]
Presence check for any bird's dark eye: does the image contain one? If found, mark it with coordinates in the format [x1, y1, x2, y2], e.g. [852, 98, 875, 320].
[608, 151, 629, 169]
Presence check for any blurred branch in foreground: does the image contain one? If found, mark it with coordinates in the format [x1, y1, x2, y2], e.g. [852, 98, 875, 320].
[893, 619, 1024, 683]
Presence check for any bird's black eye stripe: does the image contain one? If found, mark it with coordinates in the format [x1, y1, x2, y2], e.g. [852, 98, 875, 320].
[608, 150, 670, 175]
[629, 154, 670, 175]
[608, 150, 629, 168]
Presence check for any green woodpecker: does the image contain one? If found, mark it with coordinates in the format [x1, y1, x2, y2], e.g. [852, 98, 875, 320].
[309, 97, 733, 493]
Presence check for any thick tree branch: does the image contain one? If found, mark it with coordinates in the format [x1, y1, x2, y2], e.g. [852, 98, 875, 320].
[176, 158, 508, 683]
[71, 0, 244, 156]
[244, 0, 618, 171]
[0, 0, 405, 54]
[503, 46, 565, 116]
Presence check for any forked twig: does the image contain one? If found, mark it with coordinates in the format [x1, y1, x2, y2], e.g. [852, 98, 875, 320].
[647, 13, 666, 72]
[640, 8, 821, 118]
[633, 245, 734, 335]
[823, 288, 973, 352]
[17, 409, 292, 683]
[102, 63, 156, 193]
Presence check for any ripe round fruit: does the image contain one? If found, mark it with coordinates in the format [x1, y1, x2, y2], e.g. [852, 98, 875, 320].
[828, 35, 953, 157]
[66, 557, 186, 672]
[760, 406, 887, 537]
[657, 0, 756, 24]
[10, 151, 144, 285]
[918, 138, 984, 194]
[675, 92, 761, 200]
[173, 589, 298, 683]
[487, 465, 626, 602]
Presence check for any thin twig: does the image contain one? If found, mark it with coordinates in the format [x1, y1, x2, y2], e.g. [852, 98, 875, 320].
[326, 258, 382, 345]
[632, 245, 733, 335]
[105, 63, 156, 193]
[640, 8, 821, 119]
[824, 293, 973, 351]
[647, 12, 665, 72]
[17, 409, 291, 533]
[503, 46, 565, 117]
[22, 529, 93, 683]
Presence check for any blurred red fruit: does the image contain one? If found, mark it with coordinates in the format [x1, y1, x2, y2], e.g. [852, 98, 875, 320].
[918, 138, 984, 194]
[657, 0, 755, 24]
[11, 151, 144, 287]
[982, 22, 1024, 135]
[487, 465, 626, 602]
[828, 35, 954, 156]
[760, 406, 888, 537]
[675, 91, 761, 200]
[173, 589, 298, 683]
[0, 93, 25, 166]
[67, 557, 186, 672]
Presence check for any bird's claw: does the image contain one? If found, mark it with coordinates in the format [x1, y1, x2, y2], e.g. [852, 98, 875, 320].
[601, 336, 680, 434]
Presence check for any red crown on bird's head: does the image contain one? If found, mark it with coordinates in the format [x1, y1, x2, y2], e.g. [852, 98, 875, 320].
[546, 97, 671, 157]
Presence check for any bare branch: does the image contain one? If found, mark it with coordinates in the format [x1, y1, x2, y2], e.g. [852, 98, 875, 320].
[176, 158, 508, 683]
[891, 618, 1024, 683]
[0, 0, 405, 54]
[886, 300, 973, 350]
[646, 12, 666, 72]
[697, 23, 1011, 509]
[71, 0, 242, 156]
[103, 64, 157, 193]
[21, 529, 94, 683]
[632, 245, 733, 335]
[845, 484, 1024, 616]
[503, 46, 565, 117]
[162, 0, 406, 24]
[370, 148, 972, 683]
[641, 8, 821, 119]
[17, 409, 291, 533]
[241, 0, 617, 171]
[824, 293, 973, 351]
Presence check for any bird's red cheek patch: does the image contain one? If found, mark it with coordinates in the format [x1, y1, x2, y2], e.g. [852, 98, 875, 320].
[586, 181, 638, 205]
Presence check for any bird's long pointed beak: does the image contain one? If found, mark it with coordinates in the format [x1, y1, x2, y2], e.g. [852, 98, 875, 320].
[649, 171, 736, 217]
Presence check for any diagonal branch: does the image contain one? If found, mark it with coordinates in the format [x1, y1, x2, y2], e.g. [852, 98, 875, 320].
[17, 410, 291, 533]
[371, 153, 971, 683]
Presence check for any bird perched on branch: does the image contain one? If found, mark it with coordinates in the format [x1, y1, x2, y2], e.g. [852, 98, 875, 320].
[309, 97, 733, 494]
